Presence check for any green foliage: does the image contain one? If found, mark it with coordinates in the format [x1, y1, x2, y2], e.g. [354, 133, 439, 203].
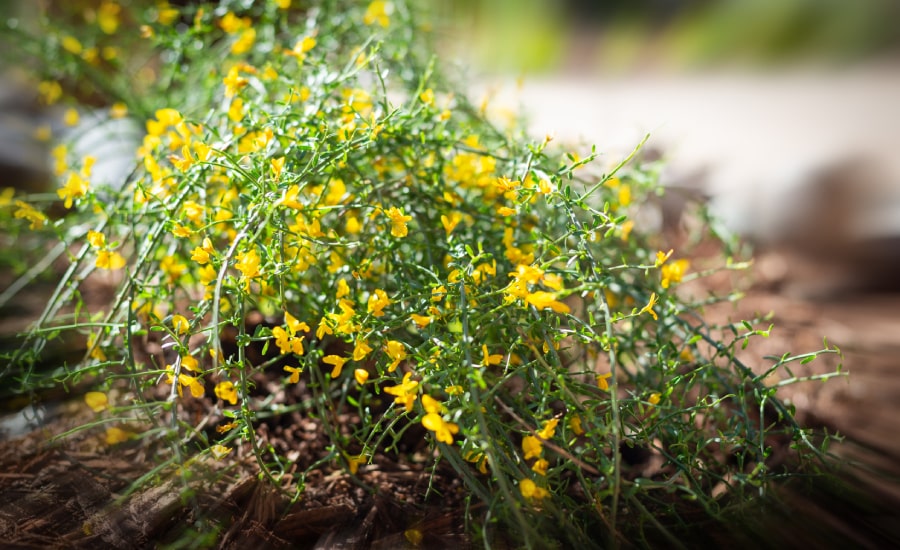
[1, 1, 843, 547]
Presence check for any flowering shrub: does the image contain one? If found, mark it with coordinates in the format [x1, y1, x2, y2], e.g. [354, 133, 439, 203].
[1, 1, 842, 547]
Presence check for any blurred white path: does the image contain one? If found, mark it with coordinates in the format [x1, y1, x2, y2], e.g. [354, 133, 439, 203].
[482, 63, 900, 245]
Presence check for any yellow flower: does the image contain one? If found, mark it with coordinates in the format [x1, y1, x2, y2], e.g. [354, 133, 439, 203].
[542, 273, 564, 291]
[284, 311, 309, 335]
[323, 355, 349, 378]
[217, 422, 238, 433]
[421, 394, 442, 414]
[215, 381, 238, 405]
[276, 0, 291, 9]
[180, 354, 200, 372]
[524, 291, 570, 314]
[618, 185, 631, 207]
[198, 264, 217, 287]
[97, 1, 121, 34]
[210, 444, 232, 460]
[568, 415, 584, 436]
[440, 212, 462, 235]
[285, 36, 317, 61]
[235, 249, 262, 279]
[648, 392, 661, 406]
[38, 80, 62, 105]
[323, 178, 347, 205]
[87, 230, 106, 249]
[271, 156, 285, 179]
[363, 1, 390, 27]
[383, 340, 407, 372]
[227, 97, 245, 123]
[481, 344, 502, 367]
[181, 200, 205, 224]
[51, 144, 68, 175]
[510, 263, 543, 285]
[384, 207, 412, 237]
[172, 314, 190, 334]
[172, 224, 192, 238]
[639, 292, 659, 321]
[57, 172, 89, 208]
[96, 250, 126, 270]
[13, 201, 47, 229]
[231, 27, 256, 55]
[316, 317, 334, 340]
[284, 365, 303, 384]
[384, 372, 419, 412]
[105, 427, 131, 445]
[519, 478, 549, 500]
[81, 156, 96, 178]
[661, 259, 690, 289]
[336, 278, 351, 299]
[86, 332, 107, 361]
[346, 453, 366, 474]
[85, 391, 108, 412]
[536, 418, 559, 440]
[219, 12, 244, 33]
[354, 368, 369, 385]
[345, 214, 362, 234]
[522, 435, 542, 460]
[110, 102, 128, 119]
[597, 372, 612, 391]
[419, 88, 434, 105]
[157, 2, 180, 25]
[273, 326, 304, 355]
[352, 339, 373, 361]
[190, 237, 215, 264]
[0, 187, 14, 206]
[655, 249, 673, 267]
[422, 411, 459, 445]
[64, 107, 80, 126]
[223, 66, 248, 97]
[279, 185, 304, 209]
[170, 144, 195, 172]
[464, 450, 488, 474]
[494, 175, 519, 193]
[61, 35, 83, 55]
[160, 256, 186, 281]
[79, 45, 98, 63]
[431, 285, 447, 302]
[410, 313, 432, 328]
[178, 373, 205, 398]
[367, 288, 391, 317]
[532, 458, 549, 476]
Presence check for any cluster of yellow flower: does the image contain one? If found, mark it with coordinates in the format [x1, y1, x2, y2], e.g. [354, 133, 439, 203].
[33, 0, 694, 504]
[87, 230, 126, 270]
[518, 418, 560, 501]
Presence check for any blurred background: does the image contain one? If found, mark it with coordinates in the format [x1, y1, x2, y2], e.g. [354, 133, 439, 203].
[427, 0, 900, 295]
[429, 0, 900, 74]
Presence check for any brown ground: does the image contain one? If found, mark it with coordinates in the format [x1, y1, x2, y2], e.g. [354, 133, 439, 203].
[2, 243, 900, 549]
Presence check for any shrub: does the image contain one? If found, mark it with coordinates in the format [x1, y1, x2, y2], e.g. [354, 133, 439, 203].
[1, 1, 842, 547]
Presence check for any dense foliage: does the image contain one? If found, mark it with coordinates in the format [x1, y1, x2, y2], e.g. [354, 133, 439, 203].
[1, 2, 841, 547]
